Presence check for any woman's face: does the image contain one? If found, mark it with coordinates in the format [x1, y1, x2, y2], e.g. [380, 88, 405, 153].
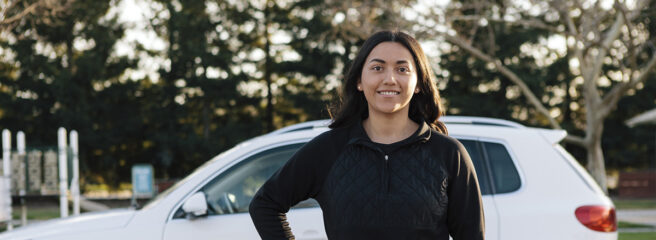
[358, 41, 418, 117]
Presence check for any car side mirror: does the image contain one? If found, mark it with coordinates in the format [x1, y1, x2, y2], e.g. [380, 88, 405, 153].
[182, 192, 208, 218]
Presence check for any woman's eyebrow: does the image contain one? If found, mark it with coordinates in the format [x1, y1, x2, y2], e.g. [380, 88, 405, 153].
[369, 58, 385, 63]
[368, 59, 410, 64]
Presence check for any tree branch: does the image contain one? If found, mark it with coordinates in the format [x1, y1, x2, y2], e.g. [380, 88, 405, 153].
[448, 15, 564, 35]
[0, 1, 39, 26]
[551, 0, 580, 39]
[564, 135, 586, 147]
[599, 50, 656, 118]
[552, 0, 589, 108]
[588, 12, 624, 86]
[594, 0, 651, 119]
[486, 24, 496, 57]
[441, 33, 562, 129]
[616, 0, 639, 72]
[1, 0, 75, 32]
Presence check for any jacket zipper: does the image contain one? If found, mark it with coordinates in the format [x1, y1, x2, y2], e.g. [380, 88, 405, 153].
[384, 154, 390, 193]
[356, 142, 391, 194]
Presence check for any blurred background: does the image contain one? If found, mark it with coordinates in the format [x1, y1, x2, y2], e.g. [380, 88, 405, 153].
[0, 0, 654, 220]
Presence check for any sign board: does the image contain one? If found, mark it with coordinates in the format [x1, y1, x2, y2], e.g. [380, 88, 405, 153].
[132, 164, 154, 198]
[42, 150, 58, 195]
[0, 177, 11, 222]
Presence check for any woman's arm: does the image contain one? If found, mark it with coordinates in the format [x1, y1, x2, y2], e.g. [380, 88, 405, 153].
[249, 132, 336, 240]
[446, 140, 485, 240]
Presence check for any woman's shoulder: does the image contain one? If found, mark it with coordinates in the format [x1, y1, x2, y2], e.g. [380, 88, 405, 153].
[306, 125, 351, 146]
[292, 125, 351, 154]
[289, 126, 351, 171]
[427, 129, 467, 152]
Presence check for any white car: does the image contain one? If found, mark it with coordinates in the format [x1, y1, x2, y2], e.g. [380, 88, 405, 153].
[0, 116, 617, 240]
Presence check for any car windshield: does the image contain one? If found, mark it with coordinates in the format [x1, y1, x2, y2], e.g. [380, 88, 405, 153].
[138, 142, 248, 210]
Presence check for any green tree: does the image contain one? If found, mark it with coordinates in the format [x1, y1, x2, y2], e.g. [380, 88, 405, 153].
[0, 0, 137, 185]
[414, 0, 656, 191]
[0, 0, 429, 186]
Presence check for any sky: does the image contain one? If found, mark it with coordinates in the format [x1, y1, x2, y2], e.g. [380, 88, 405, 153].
[51, 0, 635, 91]
[110, 0, 167, 82]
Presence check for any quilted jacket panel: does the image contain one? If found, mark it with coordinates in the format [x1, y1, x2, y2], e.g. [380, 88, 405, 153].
[250, 121, 484, 240]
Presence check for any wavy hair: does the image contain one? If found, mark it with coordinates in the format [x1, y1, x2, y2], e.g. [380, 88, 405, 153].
[328, 30, 447, 134]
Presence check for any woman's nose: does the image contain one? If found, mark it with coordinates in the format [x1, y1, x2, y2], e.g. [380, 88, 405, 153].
[382, 70, 396, 85]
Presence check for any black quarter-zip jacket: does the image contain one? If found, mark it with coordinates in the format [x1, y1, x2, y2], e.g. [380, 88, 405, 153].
[249, 120, 485, 240]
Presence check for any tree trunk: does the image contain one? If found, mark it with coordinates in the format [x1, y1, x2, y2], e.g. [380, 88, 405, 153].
[202, 102, 210, 140]
[586, 136, 607, 193]
[264, 0, 273, 133]
[586, 118, 607, 192]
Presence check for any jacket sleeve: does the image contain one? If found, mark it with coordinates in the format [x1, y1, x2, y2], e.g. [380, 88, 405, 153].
[446, 139, 485, 240]
[249, 134, 330, 240]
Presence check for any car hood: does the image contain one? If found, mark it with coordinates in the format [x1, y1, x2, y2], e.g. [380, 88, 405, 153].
[0, 208, 136, 240]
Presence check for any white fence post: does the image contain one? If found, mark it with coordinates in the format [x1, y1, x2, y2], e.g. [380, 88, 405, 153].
[2, 129, 13, 230]
[16, 132, 25, 156]
[70, 130, 80, 215]
[0, 177, 11, 230]
[57, 128, 68, 218]
[17, 131, 27, 226]
[2, 129, 10, 182]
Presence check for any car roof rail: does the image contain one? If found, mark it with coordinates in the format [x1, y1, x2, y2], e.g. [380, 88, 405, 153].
[269, 116, 526, 135]
[267, 119, 332, 135]
[440, 116, 526, 129]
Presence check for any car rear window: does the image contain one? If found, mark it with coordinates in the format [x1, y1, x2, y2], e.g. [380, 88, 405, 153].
[459, 139, 491, 195]
[484, 142, 521, 194]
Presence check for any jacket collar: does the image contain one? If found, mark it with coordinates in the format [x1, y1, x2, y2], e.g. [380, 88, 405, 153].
[347, 118, 432, 148]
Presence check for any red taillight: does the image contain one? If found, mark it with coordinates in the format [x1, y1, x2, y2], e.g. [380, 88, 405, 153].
[575, 205, 617, 232]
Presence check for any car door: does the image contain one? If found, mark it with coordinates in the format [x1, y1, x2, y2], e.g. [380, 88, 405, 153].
[162, 142, 326, 240]
[457, 138, 500, 240]
[477, 139, 523, 240]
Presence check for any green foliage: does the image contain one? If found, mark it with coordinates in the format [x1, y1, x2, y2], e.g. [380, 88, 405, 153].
[438, 0, 656, 170]
[441, 10, 557, 127]
[0, 0, 380, 185]
[0, 0, 139, 186]
[1, 0, 652, 187]
[604, 77, 656, 170]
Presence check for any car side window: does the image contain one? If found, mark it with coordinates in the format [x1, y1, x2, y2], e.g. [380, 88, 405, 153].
[483, 142, 521, 194]
[459, 139, 491, 195]
[174, 143, 319, 218]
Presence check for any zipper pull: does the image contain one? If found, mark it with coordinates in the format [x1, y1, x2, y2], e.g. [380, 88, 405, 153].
[383, 154, 390, 193]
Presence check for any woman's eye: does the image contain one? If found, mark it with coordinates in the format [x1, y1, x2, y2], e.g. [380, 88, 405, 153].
[372, 66, 382, 71]
[398, 67, 409, 73]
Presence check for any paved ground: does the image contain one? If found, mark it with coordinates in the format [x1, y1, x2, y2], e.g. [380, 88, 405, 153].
[617, 209, 656, 232]
[617, 209, 656, 227]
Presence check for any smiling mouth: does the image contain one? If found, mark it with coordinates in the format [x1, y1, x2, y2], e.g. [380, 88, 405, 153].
[378, 91, 400, 95]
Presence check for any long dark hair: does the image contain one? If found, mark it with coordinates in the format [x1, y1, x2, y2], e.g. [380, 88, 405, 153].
[328, 30, 448, 134]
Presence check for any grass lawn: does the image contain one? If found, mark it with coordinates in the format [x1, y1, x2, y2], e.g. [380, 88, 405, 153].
[619, 221, 654, 229]
[619, 232, 656, 240]
[613, 198, 656, 210]
[1, 206, 62, 232]
[615, 198, 656, 240]
[11, 207, 61, 220]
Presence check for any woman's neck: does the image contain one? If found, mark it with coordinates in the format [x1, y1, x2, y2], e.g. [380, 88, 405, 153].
[363, 111, 419, 144]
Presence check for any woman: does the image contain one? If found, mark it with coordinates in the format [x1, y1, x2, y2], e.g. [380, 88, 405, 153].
[249, 30, 485, 240]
